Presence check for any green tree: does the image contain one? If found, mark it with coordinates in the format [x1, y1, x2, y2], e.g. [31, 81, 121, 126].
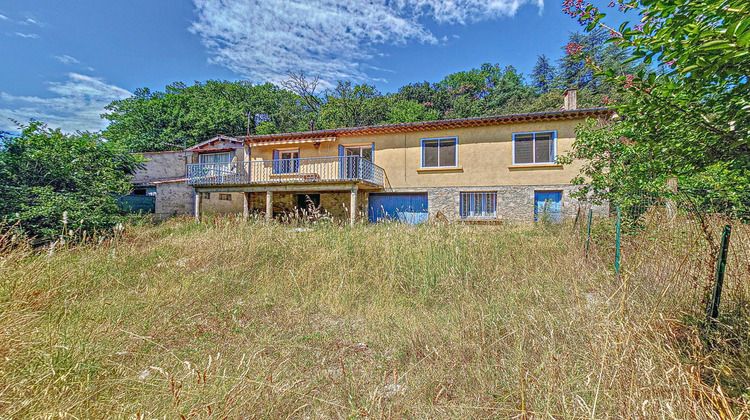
[531, 55, 556, 93]
[563, 0, 750, 213]
[320, 81, 389, 128]
[385, 99, 440, 123]
[0, 122, 142, 242]
[103, 81, 310, 151]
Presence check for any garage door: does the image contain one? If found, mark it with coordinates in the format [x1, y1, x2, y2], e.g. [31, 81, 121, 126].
[368, 193, 429, 224]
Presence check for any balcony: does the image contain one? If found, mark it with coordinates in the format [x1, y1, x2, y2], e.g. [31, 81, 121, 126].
[186, 156, 385, 189]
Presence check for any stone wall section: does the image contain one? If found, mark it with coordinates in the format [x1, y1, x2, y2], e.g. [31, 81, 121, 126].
[386, 185, 608, 222]
[132, 151, 190, 184]
[154, 183, 194, 221]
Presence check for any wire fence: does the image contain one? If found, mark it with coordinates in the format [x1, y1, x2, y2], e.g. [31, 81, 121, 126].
[575, 189, 750, 325]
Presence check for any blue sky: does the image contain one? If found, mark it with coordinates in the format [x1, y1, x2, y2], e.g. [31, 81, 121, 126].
[0, 0, 599, 133]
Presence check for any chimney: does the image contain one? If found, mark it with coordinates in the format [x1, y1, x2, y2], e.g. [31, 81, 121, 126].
[563, 88, 578, 110]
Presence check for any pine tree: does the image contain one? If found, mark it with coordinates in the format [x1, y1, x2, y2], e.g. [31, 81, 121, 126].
[530, 55, 556, 93]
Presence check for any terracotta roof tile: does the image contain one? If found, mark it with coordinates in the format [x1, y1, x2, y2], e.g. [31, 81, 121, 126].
[242, 108, 611, 144]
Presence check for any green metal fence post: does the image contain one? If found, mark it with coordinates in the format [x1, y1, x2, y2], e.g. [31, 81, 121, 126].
[614, 206, 621, 278]
[585, 209, 593, 260]
[707, 225, 732, 323]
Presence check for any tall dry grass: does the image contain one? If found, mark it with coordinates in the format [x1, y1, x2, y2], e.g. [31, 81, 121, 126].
[0, 214, 748, 419]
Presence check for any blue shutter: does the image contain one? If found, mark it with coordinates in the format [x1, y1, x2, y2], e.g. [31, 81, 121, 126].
[370, 142, 375, 162]
[338, 145, 345, 179]
[273, 149, 280, 174]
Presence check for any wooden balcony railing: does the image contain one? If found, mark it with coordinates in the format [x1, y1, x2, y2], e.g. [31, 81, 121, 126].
[186, 156, 385, 187]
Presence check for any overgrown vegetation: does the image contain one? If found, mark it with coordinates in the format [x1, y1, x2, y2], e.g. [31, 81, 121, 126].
[1, 215, 747, 418]
[562, 0, 749, 205]
[0, 122, 142, 243]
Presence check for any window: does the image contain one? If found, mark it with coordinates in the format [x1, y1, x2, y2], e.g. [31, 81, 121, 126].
[198, 152, 233, 179]
[199, 152, 231, 164]
[344, 145, 373, 162]
[202, 192, 211, 200]
[513, 131, 556, 164]
[460, 192, 497, 219]
[421, 137, 457, 168]
[219, 193, 232, 201]
[273, 149, 299, 173]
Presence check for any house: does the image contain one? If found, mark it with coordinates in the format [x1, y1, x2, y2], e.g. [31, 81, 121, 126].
[134, 89, 611, 223]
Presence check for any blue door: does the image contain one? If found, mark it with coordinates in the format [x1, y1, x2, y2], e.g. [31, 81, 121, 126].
[534, 191, 562, 222]
[368, 193, 428, 224]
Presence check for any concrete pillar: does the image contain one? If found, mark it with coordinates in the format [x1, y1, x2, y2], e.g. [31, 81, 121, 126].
[194, 191, 202, 222]
[349, 186, 358, 227]
[265, 190, 273, 221]
[243, 192, 250, 221]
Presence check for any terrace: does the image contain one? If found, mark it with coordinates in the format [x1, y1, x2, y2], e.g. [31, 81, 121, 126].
[186, 156, 385, 190]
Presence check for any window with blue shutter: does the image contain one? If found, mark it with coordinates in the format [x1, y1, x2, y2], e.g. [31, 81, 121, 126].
[272, 149, 299, 174]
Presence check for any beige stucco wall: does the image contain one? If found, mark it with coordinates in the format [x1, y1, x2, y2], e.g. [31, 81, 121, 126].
[248, 118, 587, 189]
[201, 192, 244, 214]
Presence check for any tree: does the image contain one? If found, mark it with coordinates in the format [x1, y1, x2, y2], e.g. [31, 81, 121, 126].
[0, 122, 142, 242]
[385, 99, 440, 124]
[103, 81, 311, 151]
[562, 0, 750, 214]
[320, 82, 388, 128]
[531, 55, 556, 93]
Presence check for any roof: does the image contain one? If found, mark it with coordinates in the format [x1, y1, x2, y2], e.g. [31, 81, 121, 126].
[242, 108, 611, 145]
[186, 134, 243, 151]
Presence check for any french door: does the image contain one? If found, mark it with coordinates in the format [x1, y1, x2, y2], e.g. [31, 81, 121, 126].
[343, 146, 372, 179]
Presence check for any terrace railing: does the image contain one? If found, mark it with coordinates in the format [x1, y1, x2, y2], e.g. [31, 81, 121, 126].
[186, 156, 385, 187]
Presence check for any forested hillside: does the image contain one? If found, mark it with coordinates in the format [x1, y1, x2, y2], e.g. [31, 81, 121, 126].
[102, 29, 643, 152]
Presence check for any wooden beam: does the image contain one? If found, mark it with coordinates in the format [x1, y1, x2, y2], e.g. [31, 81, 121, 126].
[193, 182, 381, 193]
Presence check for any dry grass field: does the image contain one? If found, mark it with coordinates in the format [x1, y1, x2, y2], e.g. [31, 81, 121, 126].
[1, 215, 748, 419]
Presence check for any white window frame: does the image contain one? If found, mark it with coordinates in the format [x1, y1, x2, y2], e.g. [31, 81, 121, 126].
[512, 131, 557, 165]
[344, 145, 373, 162]
[420, 137, 458, 168]
[198, 152, 231, 164]
[460, 192, 497, 219]
[274, 147, 300, 174]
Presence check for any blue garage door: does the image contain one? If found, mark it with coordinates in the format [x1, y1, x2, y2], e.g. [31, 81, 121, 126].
[368, 193, 429, 224]
[534, 191, 562, 223]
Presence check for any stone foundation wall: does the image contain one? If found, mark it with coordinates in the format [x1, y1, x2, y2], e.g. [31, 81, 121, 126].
[182, 186, 607, 224]
[388, 185, 608, 223]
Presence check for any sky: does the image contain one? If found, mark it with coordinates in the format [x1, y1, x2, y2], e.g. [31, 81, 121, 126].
[0, 0, 602, 133]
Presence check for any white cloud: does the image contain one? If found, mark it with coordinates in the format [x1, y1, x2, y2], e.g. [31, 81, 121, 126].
[12, 32, 40, 39]
[190, 0, 543, 86]
[54, 54, 80, 65]
[0, 73, 131, 133]
[0, 14, 8, 21]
